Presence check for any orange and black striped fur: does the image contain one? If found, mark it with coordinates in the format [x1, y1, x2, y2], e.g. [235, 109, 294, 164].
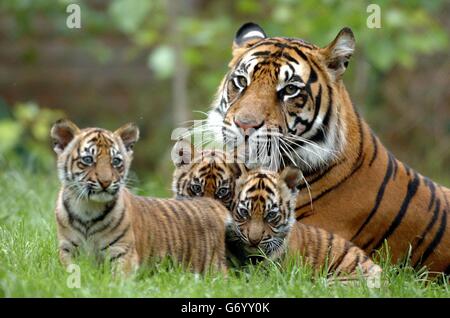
[172, 149, 381, 278]
[206, 23, 450, 273]
[51, 120, 230, 275]
[230, 168, 381, 279]
[172, 142, 245, 210]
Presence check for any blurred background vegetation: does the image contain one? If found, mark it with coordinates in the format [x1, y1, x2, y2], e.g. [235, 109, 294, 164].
[0, 0, 448, 187]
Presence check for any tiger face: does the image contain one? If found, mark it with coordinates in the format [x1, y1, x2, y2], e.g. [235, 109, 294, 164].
[229, 167, 302, 258]
[172, 143, 245, 209]
[51, 119, 139, 203]
[207, 22, 354, 171]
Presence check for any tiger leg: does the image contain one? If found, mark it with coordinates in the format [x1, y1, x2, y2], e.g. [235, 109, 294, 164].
[58, 239, 76, 268]
[214, 254, 228, 276]
[330, 246, 382, 286]
[360, 262, 382, 288]
[208, 255, 228, 276]
[107, 243, 139, 277]
[203, 244, 228, 275]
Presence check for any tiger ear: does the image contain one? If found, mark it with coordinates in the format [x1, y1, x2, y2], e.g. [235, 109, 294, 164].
[230, 162, 248, 179]
[50, 119, 80, 155]
[234, 169, 249, 193]
[279, 166, 303, 192]
[172, 139, 196, 167]
[114, 123, 140, 153]
[232, 22, 266, 53]
[320, 27, 355, 80]
[228, 142, 248, 175]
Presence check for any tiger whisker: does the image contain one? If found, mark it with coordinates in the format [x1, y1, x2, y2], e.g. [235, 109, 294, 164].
[280, 139, 313, 171]
[284, 134, 337, 155]
[282, 137, 328, 165]
[300, 171, 314, 212]
[285, 134, 339, 157]
[255, 130, 330, 165]
[279, 141, 297, 168]
[183, 123, 237, 141]
[192, 110, 210, 117]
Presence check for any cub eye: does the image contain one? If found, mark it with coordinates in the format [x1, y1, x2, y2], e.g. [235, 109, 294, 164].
[190, 183, 202, 195]
[112, 157, 122, 166]
[236, 206, 249, 220]
[281, 84, 300, 98]
[216, 187, 230, 198]
[81, 155, 94, 165]
[266, 209, 279, 221]
[232, 75, 247, 90]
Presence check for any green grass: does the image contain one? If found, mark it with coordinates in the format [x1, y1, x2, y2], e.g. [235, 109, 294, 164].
[0, 167, 448, 298]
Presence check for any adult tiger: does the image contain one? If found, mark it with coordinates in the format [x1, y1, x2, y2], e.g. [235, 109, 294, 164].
[205, 22, 450, 273]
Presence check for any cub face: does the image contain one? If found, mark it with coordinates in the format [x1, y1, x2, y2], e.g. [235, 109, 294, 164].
[51, 119, 139, 203]
[172, 141, 245, 209]
[229, 167, 302, 257]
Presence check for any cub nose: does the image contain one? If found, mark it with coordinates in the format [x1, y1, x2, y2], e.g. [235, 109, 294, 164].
[248, 236, 262, 247]
[98, 179, 112, 190]
[234, 116, 264, 135]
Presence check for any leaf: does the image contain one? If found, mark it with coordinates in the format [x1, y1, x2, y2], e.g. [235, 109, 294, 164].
[148, 46, 175, 79]
[0, 120, 22, 154]
[109, 0, 152, 34]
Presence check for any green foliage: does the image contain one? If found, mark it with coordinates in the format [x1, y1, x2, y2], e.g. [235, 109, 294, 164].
[148, 45, 176, 79]
[108, 0, 153, 34]
[0, 0, 448, 181]
[106, 0, 448, 89]
[0, 102, 64, 172]
[2, 0, 448, 97]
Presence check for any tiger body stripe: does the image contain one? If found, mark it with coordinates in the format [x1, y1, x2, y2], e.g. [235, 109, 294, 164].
[206, 23, 450, 273]
[52, 121, 231, 275]
[295, 114, 450, 272]
[57, 192, 229, 274]
[287, 222, 380, 277]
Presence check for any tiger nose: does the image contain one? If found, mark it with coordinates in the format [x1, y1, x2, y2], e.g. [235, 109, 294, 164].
[98, 179, 112, 190]
[248, 233, 262, 247]
[248, 236, 262, 247]
[234, 116, 264, 135]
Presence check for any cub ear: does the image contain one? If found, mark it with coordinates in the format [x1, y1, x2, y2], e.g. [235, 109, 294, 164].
[171, 139, 197, 167]
[233, 22, 267, 51]
[320, 27, 355, 80]
[114, 123, 139, 153]
[279, 166, 303, 192]
[228, 142, 249, 177]
[50, 119, 80, 155]
[230, 162, 248, 179]
[234, 170, 249, 193]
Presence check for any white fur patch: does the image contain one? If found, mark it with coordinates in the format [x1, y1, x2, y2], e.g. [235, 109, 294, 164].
[333, 35, 354, 57]
[242, 30, 265, 40]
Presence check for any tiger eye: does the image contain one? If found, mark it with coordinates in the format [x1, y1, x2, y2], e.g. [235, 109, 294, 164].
[81, 155, 94, 165]
[190, 183, 202, 195]
[112, 157, 122, 166]
[237, 207, 249, 219]
[216, 187, 229, 198]
[284, 84, 299, 96]
[234, 75, 247, 89]
[266, 211, 277, 220]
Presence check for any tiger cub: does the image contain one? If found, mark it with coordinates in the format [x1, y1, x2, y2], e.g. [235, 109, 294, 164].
[232, 167, 382, 279]
[51, 120, 231, 275]
[172, 148, 381, 279]
[172, 142, 244, 209]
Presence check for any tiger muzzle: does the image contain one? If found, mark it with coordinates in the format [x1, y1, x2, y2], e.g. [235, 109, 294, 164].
[234, 115, 265, 137]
